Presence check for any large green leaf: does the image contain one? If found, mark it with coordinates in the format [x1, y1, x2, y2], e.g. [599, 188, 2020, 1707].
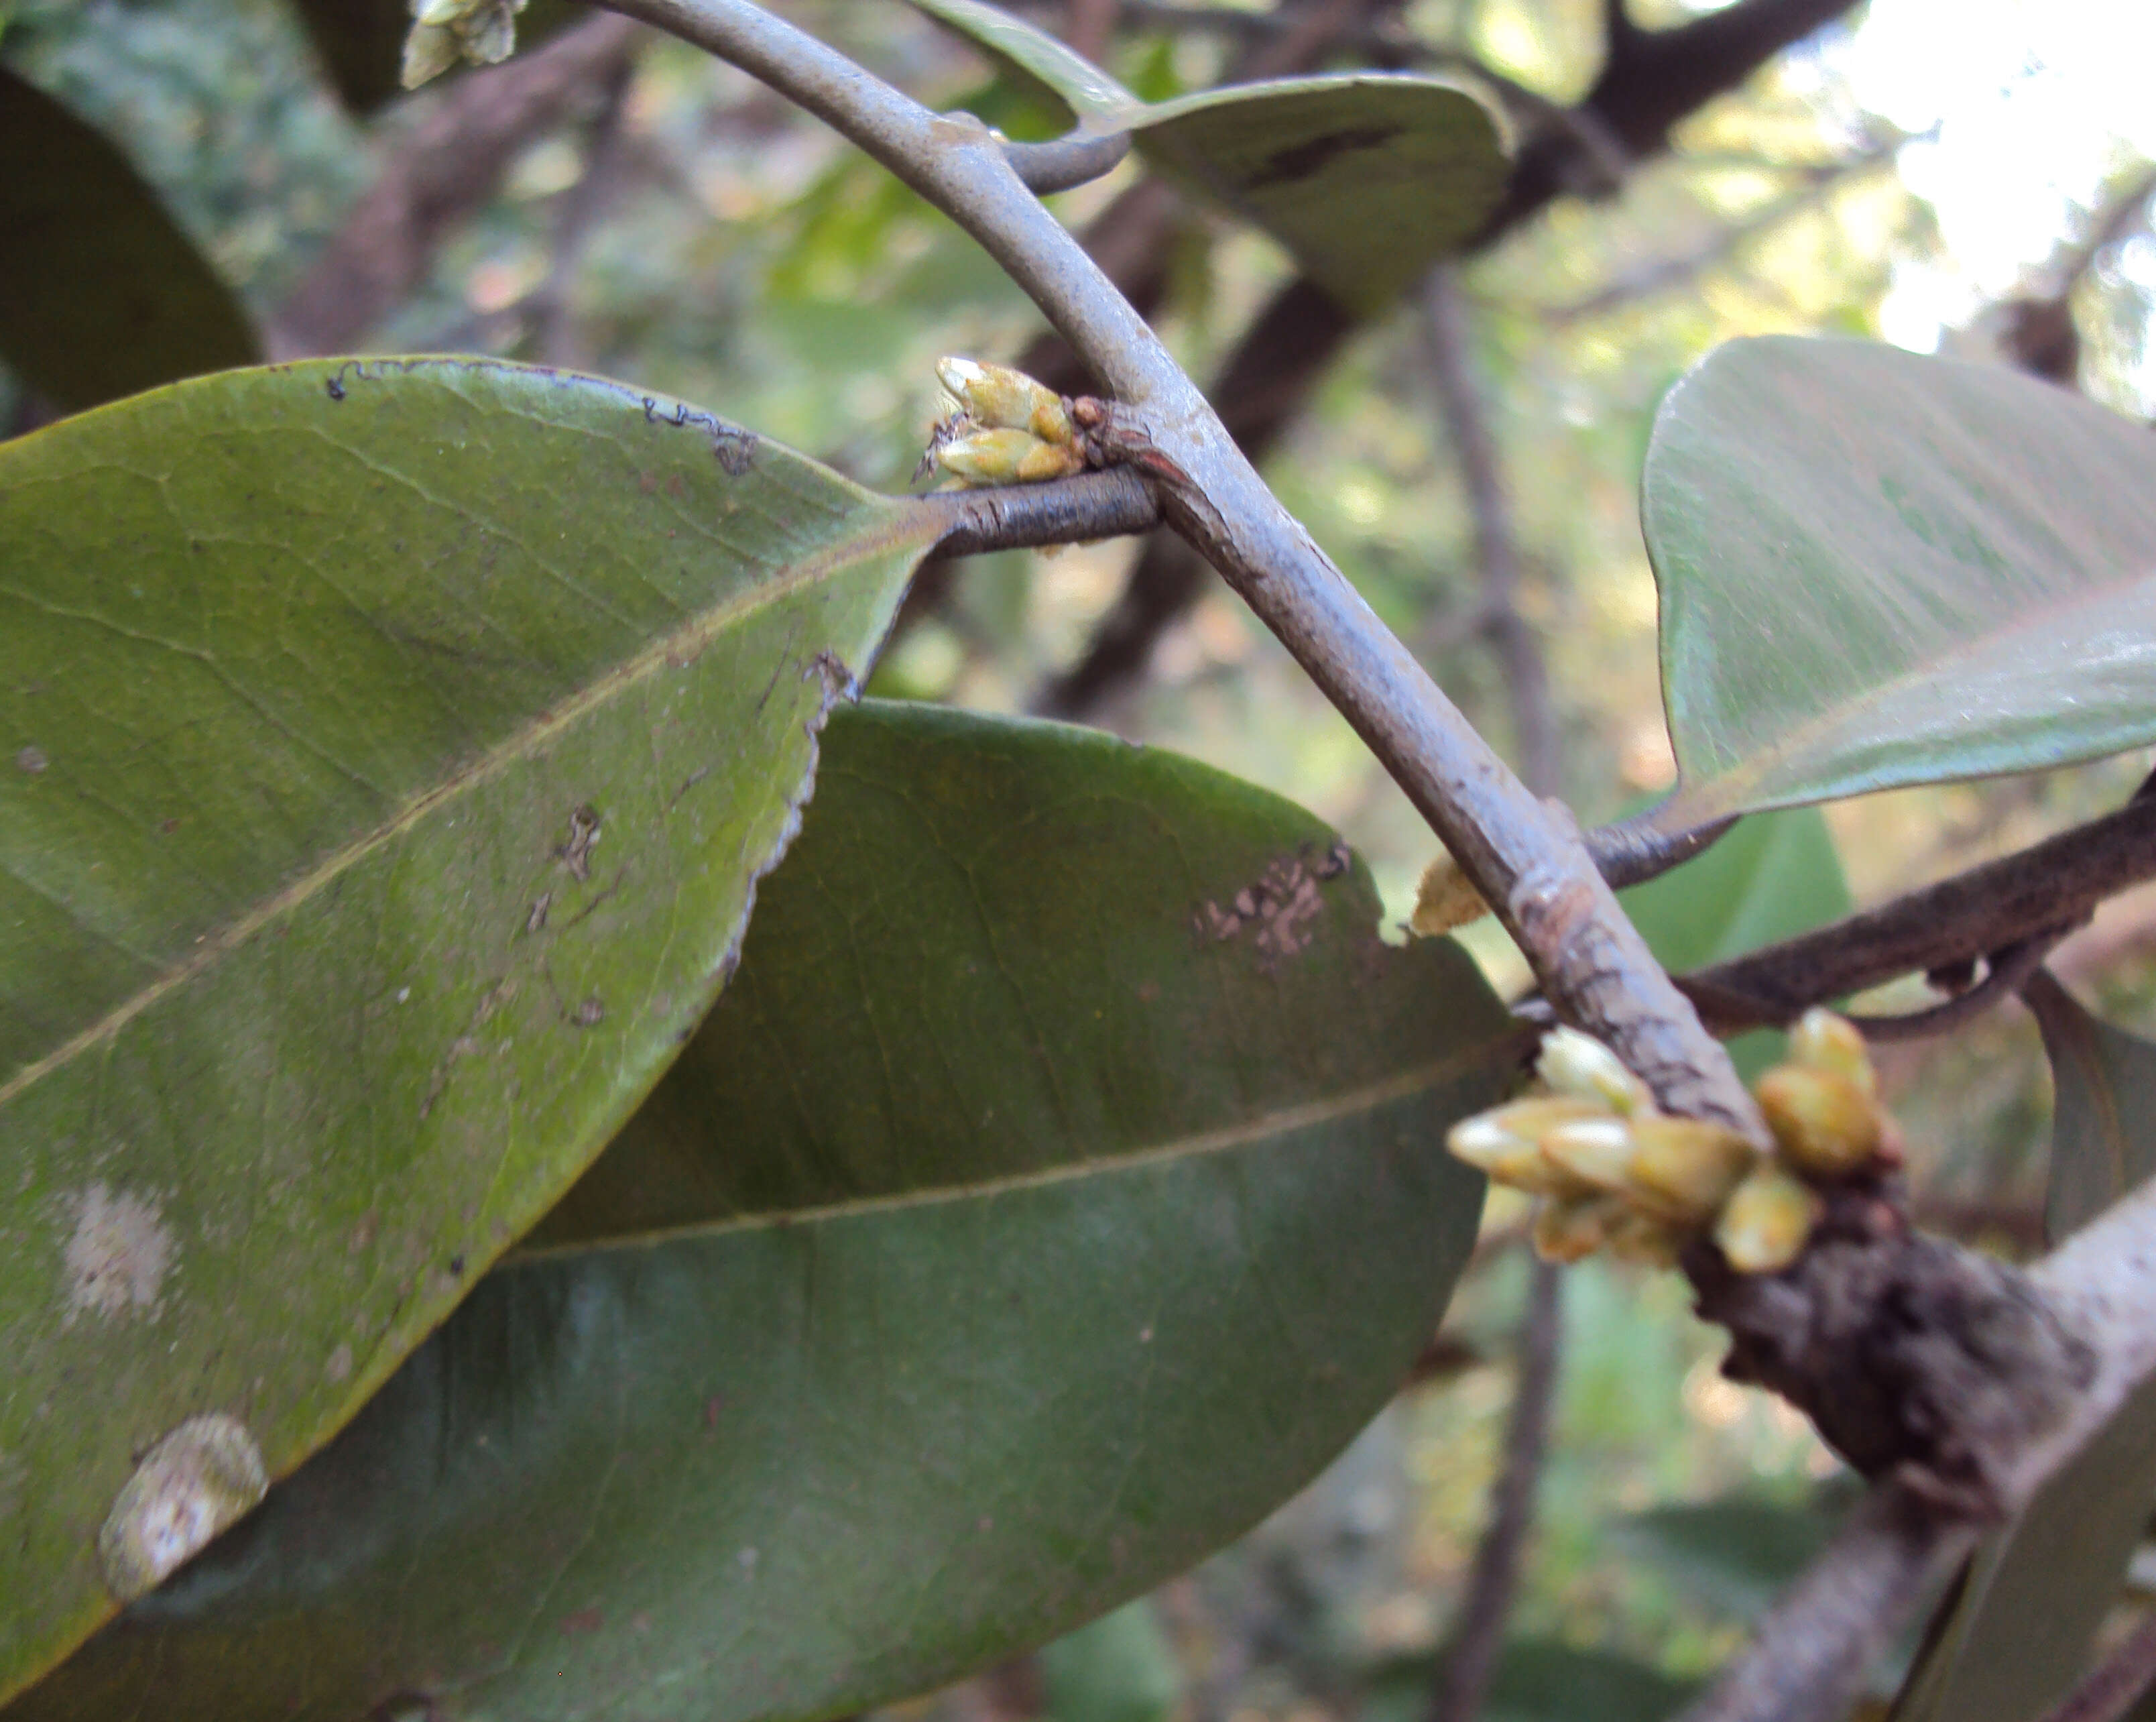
[1617, 806, 1850, 1077]
[908, 0, 1510, 314]
[10, 701, 1513, 1722]
[1891, 978, 2156, 1722]
[0, 359, 931, 1699]
[1639, 337, 2156, 831]
[0, 66, 259, 410]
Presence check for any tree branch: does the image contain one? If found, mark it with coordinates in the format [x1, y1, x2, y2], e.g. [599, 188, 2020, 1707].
[596, 0, 1757, 1139]
[1042, 0, 1864, 719]
[1675, 792, 2156, 1035]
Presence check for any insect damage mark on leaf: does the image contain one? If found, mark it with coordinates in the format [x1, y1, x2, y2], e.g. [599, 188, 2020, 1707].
[95, 1414, 266, 1602]
[554, 805, 602, 881]
[62, 1183, 175, 1322]
[1248, 126, 1396, 188]
[1194, 841, 1355, 962]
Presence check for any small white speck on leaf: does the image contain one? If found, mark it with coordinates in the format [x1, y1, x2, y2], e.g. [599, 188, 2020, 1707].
[97, 1414, 267, 1601]
[63, 1183, 174, 1322]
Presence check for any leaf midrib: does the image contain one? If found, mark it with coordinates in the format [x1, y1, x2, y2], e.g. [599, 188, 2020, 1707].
[0, 505, 935, 1111]
[512, 1032, 1520, 1261]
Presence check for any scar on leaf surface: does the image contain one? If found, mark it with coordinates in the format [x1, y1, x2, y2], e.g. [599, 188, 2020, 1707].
[1195, 842, 1354, 962]
[64, 1182, 174, 1322]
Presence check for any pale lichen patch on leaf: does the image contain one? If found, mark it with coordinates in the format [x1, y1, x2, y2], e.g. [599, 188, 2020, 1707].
[62, 1183, 174, 1322]
[96, 1414, 267, 1601]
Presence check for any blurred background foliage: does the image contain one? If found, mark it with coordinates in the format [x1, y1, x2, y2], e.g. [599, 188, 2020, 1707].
[6, 0, 2156, 1715]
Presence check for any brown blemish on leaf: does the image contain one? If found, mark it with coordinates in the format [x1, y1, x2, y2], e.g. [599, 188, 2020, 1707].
[525, 891, 552, 935]
[554, 804, 602, 881]
[1248, 126, 1394, 189]
[569, 996, 605, 1029]
[1193, 840, 1354, 963]
[14, 745, 46, 774]
[325, 1343, 353, 1383]
[62, 1183, 174, 1322]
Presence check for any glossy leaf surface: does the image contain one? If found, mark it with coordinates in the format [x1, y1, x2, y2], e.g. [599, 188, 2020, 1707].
[13, 701, 1512, 1722]
[1642, 338, 2156, 830]
[0, 359, 931, 1699]
[1892, 978, 2156, 1722]
[0, 66, 259, 410]
[907, 0, 1508, 314]
[1618, 807, 1850, 1076]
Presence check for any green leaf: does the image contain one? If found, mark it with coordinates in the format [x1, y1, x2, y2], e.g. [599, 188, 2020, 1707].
[906, 0, 1510, 314]
[2029, 972, 2156, 1243]
[11, 701, 1514, 1722]
[1891, 978, 2156, 1722]
[286, 0, 587, 110]
[1617, 806, 1850, 1077]
[1042, 1601, 1183, 1722]
[1615, 1487, 1850, 1622]
[1128, 76, 1511, 316]
[0, 358, 931, 1701]
[908, 0, 1138, 119]
[0, 65, 259, 411]
[1640, 337, 2156, 830]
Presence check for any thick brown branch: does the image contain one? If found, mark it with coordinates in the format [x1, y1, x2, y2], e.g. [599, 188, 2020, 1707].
[1677, 794, 2156, 1035]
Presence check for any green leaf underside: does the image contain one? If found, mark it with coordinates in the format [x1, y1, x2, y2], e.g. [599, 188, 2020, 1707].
[1893, 984, 2156, 1722]
[16, 702, 1513, 1722]
[1617, 807, 1850, 1078]
[1129, 76, 1510, 316]
[0, 66, 259, 411]
[906, 1, 1508, 316]
[1641, 337, 2156, 829]
[0, 359, 931, 1701]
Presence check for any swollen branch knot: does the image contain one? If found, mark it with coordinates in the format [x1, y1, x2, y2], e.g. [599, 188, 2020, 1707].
[1451, 1015, 2095, 1515]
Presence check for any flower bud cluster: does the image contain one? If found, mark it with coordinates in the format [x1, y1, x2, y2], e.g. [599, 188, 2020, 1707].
[402, 0, 526, 88]
[920, 359, 1087, 487]
[1447, 1010, 1897, 1276]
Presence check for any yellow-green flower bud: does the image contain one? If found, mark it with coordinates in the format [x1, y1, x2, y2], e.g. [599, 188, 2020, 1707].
[1788, 1008, 1876, 1098]
[1537, 1027, 1649, 1117]
[400, 19, 461, 84]
[1755, 1063, 1880, 1177]
[1533, 1192, 1622, 1264]
[1539, 1115, 1640, 1196]
[1714, 1165, 1820, 1275]
[1410, 852, 1489, 937]
[935, 357, 1075, 445]
[1448, 1097, 1612, 1196]
[933, 425, 1085, 487]
[1628, 1116, 1757, 1223]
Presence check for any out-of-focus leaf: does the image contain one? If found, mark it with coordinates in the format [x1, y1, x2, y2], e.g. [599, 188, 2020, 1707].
[2028, 971, 2156, 1243]
[287, 0, 585, 109]
[0, 358, 931, 1702]
[13, 702, 1515, 1722]
[1891, 976, 2156, 1722]
[1640, 337, 2156, 831]
[1616, 1486, 1852, 1621]
[1042, 1600, 1183, 1722]
[1365, 1641, 1700, 1722]
[0, 65, 258, 410]
[1618, 807, 1850, 1077]
[906, 0, 1510, 314]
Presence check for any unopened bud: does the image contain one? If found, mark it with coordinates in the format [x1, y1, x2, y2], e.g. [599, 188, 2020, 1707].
[1755, 1063, 1880, 1177]
[934, 426, 1083, 487]
[935, 357, 1074, 445]
[1449, 1098, 1612, 1196]
[1714, 1165, 1819, 1274]
[1411, 852, 1489, 937]
[1533, 1192, 1621, 1264]
[1539, 1116, 1639, 1196]
[1628, 1116, 1757, 1222]
[1537, 1027, 1649, 1117]
[1788, 1009, 1876, 1098]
